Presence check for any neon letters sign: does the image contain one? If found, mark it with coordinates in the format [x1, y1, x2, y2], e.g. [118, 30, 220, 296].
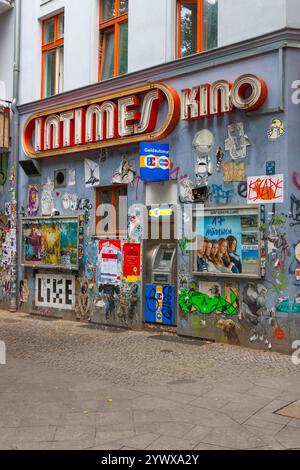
[23, 74, 268, 159]
[23, 83, 180, 159]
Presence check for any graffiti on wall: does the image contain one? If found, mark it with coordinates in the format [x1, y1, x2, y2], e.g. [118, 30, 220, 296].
[209, 184, 235, 204]
[35, 274, 76, 310]
[240, 283, 273, 349]
[247, 175, 284, 204]
[179, 286, 239, 316]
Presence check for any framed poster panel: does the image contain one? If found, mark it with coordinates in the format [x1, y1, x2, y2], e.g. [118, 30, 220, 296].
[192, 206, 261, 279]
[21, 216, 79, 270]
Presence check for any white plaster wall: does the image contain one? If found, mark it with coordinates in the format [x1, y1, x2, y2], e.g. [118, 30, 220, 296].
[286, 0, 300, 28]
[218, 0, 287, 47]
[0, 9, 14, 102]
[128, 0, 176, 73]
[19, 0, 99, 105]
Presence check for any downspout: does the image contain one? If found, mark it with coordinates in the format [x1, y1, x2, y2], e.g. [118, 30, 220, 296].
[10, 0, 21, 312]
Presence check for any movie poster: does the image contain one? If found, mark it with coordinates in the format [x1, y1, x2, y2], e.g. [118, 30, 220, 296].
[195, 209, 260, 277]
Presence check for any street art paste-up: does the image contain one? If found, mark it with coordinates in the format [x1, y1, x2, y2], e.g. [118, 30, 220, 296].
[290, 194, 300, 227]
[128, 207, 143, 243]
[61, 193, 78, 211]
[35, 274, 76, 310]
[41, 179, 54, 216]
[75, 281, 91, 321]
[216, 146, 224, 172]
[84, 158, 100, 188]
[240, 283, 273, 349]
[223, 162, 246, 182]
[193, 130, 214, 188]
[27, 185, 39, 216]
[179, 177, 195, 203]
[217, 319, 240, 345]
[179, 285, 239, 316]
[267, 118, 285, 141]
[68, 169, 76, 186]
[247, 174, 284, 204]
[112, 157, 136, 184]
[225, 123, 251, 160]
[295, 242, 300, 263]
[116, 283, 139, 324]
[97, 283, 121, 321]
[19, 279, 29, 306]
[99, 240, 121, 282]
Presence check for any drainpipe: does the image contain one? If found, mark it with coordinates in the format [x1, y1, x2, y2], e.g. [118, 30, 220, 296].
[10, 0, 21, 312]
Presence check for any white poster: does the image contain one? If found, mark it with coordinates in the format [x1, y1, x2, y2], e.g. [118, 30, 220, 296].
[35, 274, 76, 310]
[247, 174, 284, 204]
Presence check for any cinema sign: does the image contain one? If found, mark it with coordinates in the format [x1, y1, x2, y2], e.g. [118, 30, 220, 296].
[23, 74, 267, 159]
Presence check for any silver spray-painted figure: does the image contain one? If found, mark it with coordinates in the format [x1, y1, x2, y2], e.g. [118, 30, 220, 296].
[192, 130, 214, 188]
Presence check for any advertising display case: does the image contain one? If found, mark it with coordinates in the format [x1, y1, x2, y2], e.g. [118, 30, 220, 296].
[192, 206, 261, 279]
[21, 216, 79, 270]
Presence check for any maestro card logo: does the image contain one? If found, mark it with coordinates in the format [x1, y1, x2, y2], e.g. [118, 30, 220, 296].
[140, 143, 170, 182]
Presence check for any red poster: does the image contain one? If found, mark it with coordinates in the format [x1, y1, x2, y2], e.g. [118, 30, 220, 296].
[123, 243, 141, 278]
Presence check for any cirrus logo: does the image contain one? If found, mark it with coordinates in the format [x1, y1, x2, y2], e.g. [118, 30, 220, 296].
[158, 157, 170, 170]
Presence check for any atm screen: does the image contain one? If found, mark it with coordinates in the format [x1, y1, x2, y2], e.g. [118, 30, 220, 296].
[162, 251, 173, 262]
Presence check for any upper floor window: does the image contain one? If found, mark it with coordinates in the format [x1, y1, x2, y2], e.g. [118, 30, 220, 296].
[42, 13, 64, 98]
[177, 0, 218, 58]
[99, 0, 128, 81]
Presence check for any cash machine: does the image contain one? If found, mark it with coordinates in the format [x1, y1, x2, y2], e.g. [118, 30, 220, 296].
[144, 206, 177, 326]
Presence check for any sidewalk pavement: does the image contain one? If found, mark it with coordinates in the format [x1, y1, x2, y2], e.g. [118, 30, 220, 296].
[0, 310, 300, 450]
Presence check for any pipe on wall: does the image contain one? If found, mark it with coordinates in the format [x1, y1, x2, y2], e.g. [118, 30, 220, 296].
[9, 0, 20, 312]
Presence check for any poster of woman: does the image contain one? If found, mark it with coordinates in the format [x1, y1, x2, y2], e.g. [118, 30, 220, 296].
[195, 209, 260, 277]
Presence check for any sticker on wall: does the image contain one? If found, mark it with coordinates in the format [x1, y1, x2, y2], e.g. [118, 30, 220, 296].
[99, 240, 121, 282]
[193, 130, 214, 188]
[35, 274, 76, 310]
[41, 178, 54, 216]
[112, 157, 136, 184]
[296, 269, 300, 281]
[179, 177, 195, 203]
[247, 174, 284, 204]
[266, 161, 276, 176]
[123, 243, 141, 281]
[68, 169, 76, 186]
[268, 118, 285, 141]
[27, 185, 39, 216]
[216, 146, 224, 172]
[61, 193, 78, 211]
[223, 162, 246, 182]
[84, 159, 100, 188]
[140, 143, 170, 182]
[19, 279, 29, 306]
[295, 242, 300, 263]
[225, 123, 251, 160]
[273, 324, 286, 341]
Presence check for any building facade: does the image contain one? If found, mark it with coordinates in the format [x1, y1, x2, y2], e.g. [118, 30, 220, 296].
[1, 0, 300, 354]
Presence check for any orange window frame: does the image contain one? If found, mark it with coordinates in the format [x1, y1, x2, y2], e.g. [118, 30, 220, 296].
[95, 185, 128, 236]
[99, 0, 128, 81]
[177, 0, 204, 58]
[41, 13, 64, 98]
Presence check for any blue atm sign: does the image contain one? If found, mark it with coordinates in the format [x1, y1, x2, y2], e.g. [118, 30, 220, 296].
[140, 143, 170, 182]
